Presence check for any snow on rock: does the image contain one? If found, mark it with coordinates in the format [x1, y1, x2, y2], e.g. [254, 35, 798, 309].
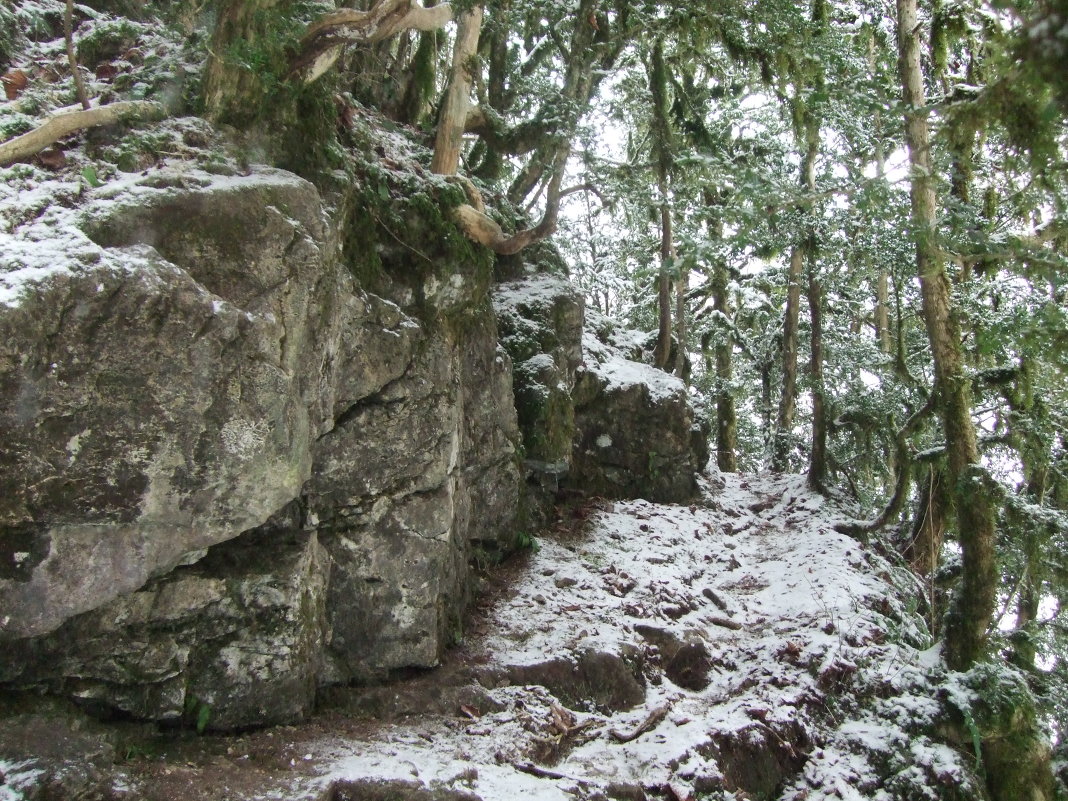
[49, 472, 978, 801]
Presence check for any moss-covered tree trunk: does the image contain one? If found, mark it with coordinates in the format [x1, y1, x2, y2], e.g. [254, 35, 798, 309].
[896, 0, 996, 673]
[203, 0, 288, 124]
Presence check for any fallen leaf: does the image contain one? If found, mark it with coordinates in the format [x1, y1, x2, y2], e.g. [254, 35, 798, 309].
[1, 69, 28, 100]
[459, 704, 480, 720]
[36, 147, 67, 170]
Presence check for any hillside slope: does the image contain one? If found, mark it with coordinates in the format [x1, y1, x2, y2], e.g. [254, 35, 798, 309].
[0, 472, 987, 801]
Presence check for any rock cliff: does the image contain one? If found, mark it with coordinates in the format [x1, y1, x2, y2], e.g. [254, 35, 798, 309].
[0, 117, 709, 729]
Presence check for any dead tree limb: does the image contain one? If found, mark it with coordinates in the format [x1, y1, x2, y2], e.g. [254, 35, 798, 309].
[609, 704, 670, 744]
[290, 0, 454, 83]
[0, 101, 165, 166]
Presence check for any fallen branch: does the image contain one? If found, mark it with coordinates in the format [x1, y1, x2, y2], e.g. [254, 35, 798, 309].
[514, 762, 567, 780]
[708, 615, 743, 631]
[609, 704, 670, 744]
[0, 101, 165, 167]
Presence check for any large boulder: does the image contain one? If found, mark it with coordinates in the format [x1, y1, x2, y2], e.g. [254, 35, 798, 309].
[492, 272, 583, 479]
[568, 330, 709, 503]
[0, 159, 524, 722]
[0, 505, 330, 731]
[0, 168, 334, 641]
[493, 272, 707, 504]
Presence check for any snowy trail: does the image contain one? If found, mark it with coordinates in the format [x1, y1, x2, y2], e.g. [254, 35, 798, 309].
[107, 473, 967, 801]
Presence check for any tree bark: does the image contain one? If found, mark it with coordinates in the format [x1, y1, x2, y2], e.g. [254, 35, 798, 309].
[896, 0, 997, 671]
[0, 101, 164, 166]
[773, 134, 817, 471]
[712, 255, 738, 472]
[807, 258, 827, 489]
[431, 4, 482, 175]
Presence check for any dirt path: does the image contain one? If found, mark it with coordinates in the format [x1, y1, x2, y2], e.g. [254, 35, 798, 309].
[4, 473, 964, 801]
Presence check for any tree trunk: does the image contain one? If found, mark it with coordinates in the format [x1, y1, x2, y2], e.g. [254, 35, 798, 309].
[773, 133, 818, 472]
[674, 263, 688, 380]
[65, 0, 90, 110]
[869, 30, 892, 356]
[431, 5, 483, 175]
[712, 256, 737, 472]
[773, 244, 804, 471]
[896, 0, 997, 671]
[649, 39, 674, 371]
[654, 181, 674, 370]
[906, 463, 948, 577]
[807, 258, 827, 489]
[203, 0, 287, 124]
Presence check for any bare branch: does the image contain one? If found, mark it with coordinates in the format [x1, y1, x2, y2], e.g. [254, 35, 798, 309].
[291, 0, 454, 83]
[0, 101, 165, 166]
[559, 182, 606, 205]
[65, 0, 90, 110]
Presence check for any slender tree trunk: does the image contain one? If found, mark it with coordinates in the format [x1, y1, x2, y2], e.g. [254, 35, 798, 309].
[649, 39, 674, 371]
[906, 463, 948, 577]
[773, 133, 818, 471]
[674, 264, 688, 379]
[654, 176, 674, 370]
[65, 0, 90, 110]
[875, 271, 892, 353]
[762, 353, 775, 462]
[1008, 359, 1048, 670]
[431, 5, 483, 175]
[712, 255, 738, 472]
[773, 245, 804, 471]
[398, 23, 440, 126]
[896, 0, 997, 671]
[869, 31, 892, 355]
[807, 256, 827, 489]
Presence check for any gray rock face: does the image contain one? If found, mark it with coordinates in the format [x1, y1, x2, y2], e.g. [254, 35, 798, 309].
[310, 307, 521, 683]
[493, 273, 583, 480]
[494, 272, 707, 505]
[0, 165, 522, 723]
[569, 331, 709, 503]
[1, 506, 330, 730]
[1, 169, 331, 641]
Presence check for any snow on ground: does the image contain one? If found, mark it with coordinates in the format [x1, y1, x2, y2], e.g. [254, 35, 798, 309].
[83, 471, 969, 801]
